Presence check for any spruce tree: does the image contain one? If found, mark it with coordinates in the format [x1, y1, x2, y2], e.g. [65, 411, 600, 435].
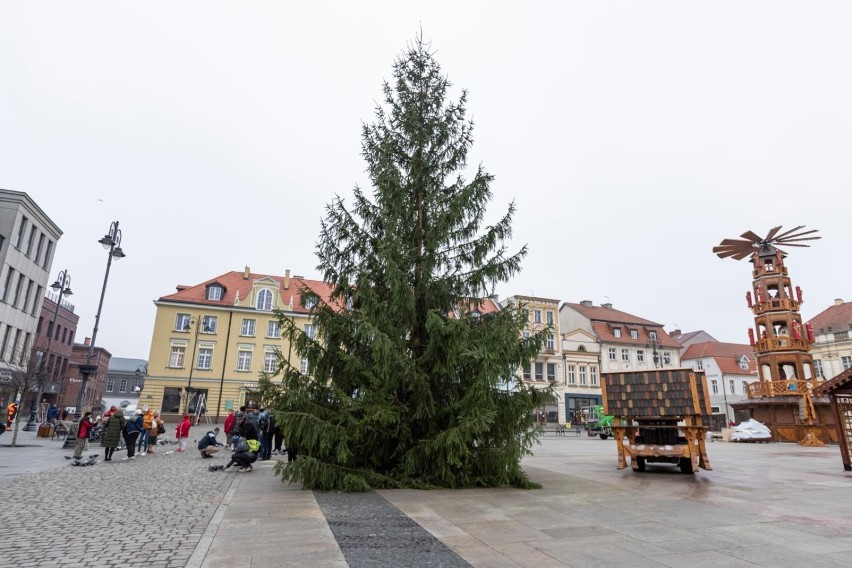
[263, 37, 552, 491]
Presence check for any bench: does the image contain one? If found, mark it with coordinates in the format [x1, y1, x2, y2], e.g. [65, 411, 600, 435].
[52, 421, 70, 440]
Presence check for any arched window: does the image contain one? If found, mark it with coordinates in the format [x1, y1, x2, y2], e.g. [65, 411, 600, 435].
[256, 289, 273, 311]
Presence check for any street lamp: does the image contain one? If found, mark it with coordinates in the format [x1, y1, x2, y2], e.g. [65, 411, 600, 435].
[23, 270, 73, 431]
[74, 221, 126, 421]
[648, 336, 662, 369]
[183, 316, 210, 415]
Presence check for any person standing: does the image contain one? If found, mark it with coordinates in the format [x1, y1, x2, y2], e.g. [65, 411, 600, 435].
[223, 409, 235, 449]
[138, 405, 154, 454]
[123, 410, 144, 460]
[175, 414, 191, 452]
[235, 411, 258, 441]
[102, 408, 126, 462]
[47, 404, 58, 425]
[72, 412, 99, 461]
[146, 410, 163, 453]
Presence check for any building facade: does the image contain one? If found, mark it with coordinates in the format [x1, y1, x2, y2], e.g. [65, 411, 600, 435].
[501, 295, 563, 424]
[143, 268, 326, 423]
[807, 298, 852, 381]
[103, 357, 148, 411]
[559, 301, 681, 420]
[35, 291, 79, 405]
[0, 189, 61, 410]
[64, 342, 111, 414]
[679, 341, 758, 427]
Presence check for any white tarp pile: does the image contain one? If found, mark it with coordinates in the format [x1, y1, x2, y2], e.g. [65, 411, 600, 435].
[730, 418, 771, 441]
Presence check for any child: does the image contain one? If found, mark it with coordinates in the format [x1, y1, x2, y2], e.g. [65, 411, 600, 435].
[175, 414, 191, 452]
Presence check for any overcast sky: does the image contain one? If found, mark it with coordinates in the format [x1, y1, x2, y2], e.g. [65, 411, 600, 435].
[2, 2, 850, 360]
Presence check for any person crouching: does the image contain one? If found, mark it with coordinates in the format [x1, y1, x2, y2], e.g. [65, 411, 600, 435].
[223, 437, 259, 472]
[198, 427, 222, 458]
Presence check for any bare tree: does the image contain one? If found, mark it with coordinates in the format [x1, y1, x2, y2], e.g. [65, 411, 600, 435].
[6, 340, 49, 447]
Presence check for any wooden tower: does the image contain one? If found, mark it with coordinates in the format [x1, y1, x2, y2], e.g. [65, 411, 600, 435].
[714, 226, 828, 445]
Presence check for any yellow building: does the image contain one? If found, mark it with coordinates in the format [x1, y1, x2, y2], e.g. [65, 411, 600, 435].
[500, 295, 562, 424]
[143, 267, 327, 423]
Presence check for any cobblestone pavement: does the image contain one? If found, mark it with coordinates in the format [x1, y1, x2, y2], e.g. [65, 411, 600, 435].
[3, 428, 852, 567]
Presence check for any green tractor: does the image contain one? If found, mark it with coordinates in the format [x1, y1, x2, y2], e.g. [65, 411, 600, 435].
[585, 405, 614, 439]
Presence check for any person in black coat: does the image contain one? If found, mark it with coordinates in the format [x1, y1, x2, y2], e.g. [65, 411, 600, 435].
[122, 410, 144, 459]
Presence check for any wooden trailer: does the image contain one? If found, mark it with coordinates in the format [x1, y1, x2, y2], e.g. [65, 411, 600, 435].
[602, 369, 713, 474]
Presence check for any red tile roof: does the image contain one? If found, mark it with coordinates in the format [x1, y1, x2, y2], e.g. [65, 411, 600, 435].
[681, 341, 758, 376]
[806, 299, 852, 333]
[813, 367, 852, 396]
[158, 270, 327, 315]
[566, 303, 680, 348]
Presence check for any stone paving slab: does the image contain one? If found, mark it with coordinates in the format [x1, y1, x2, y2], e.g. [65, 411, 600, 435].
[2, 428, 852, 567]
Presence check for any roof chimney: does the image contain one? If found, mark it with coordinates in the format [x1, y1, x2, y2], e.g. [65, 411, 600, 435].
[601, 303, 613, 309]
[84, 337, 91, 346]
[580, 300, 593, 307]
[284, 269, 290, 290]
[243, 266, 250, 280]
[835, 298, 844, 305]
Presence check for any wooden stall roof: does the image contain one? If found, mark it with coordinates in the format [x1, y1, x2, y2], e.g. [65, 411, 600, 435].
[813, 367, 852, 396]
[602, 369, 712, 418]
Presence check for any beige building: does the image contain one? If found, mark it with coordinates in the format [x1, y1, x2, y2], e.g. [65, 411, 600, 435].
[807, 298, 852, 380]
[143, 268, 326, 422]
[500, 295, 563, 424]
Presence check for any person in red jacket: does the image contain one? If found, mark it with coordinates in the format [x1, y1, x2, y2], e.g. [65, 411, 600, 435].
[223, 410, 236, 449]
[175, 414, 191, 452]
[72, 411, 99, 461]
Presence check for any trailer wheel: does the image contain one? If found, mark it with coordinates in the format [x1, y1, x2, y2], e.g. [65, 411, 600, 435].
[678, 457, 694, 474]
[599, 433, 609, 440]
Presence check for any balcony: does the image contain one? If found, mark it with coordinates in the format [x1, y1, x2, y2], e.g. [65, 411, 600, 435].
[752, 265, 788, 278]
[752, 298, 800, 315]
[755, 337, 810, 352]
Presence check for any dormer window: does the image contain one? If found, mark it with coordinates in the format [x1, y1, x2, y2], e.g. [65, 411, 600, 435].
[649, 330, 657, 340]
[207, 285, 224, 301]
[630, 329, 638, 339]
[256, 289, 273, 311]
[303, 295, 316, 309]
[613, 328, 621, 338]
[739, 356, 749, 370]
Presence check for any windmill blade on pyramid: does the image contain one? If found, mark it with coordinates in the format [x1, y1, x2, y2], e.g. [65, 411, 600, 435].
[713, 225, 819, 260]
[763, 226, 783, 241]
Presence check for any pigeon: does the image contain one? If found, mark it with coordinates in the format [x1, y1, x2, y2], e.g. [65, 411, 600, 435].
[208, 464, 225, 471]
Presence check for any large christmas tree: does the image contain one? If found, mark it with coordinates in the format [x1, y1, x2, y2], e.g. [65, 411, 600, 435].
[264, 37, 551, 491]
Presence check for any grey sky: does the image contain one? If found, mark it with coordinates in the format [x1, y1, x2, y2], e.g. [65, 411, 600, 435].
[2, 2, 850, 359]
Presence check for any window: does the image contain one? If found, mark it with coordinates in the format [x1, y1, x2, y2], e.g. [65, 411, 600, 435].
[843, 356, 852, 371]
[43, 240, 53, 268]
[61, 328, 67, 343]
[546, 334, 555, 350]
[579, 367, 587, 385]
[256, 289, 273, 311]
[547, 363, 556, 381]
[711, 379, 719, 394]
[31, 285, 42, 315]
[267, 320, 280, 338]
[637, 350, 645, 363]
[568, 365, 576, 384]
[175, 313, 191, 331]
[835, 330, 849, 340]
[207, 286, 223, 301]
[523, 361, 531, 380]
[535, 362, 544, 381]
[621, 349, 630, 362]
[608, 347, 617, 361]
[237, 348, 253, 371]
[546, 311, 554, 325]
[241, 319, 256, 336]
[663, 352, 672, 365]
[630, 329, 638, 339]
[613, 328, 621, 338]
[304, 296, 316, 309]
[523, 330, 530, 340]
[26, 226, 36, 257]
[202, 315, 218, 333]
[742, 380, 748, 394]
[304, 324, 316, 339]
[162, 387, 183, 414]
[814, 359, 823, 378]
[263, 351, 277, 373]
[133, 379, 141, 392]
[590, 367, 598, 386]
[534, 309, 542, 323]
[106, 377, 115, 392]
[14, 216, 27, 248]
[695, 360, 703, 370]
[1, 268, 14, 302]
[13, 330, 23, 363]
[649, 331, 657, 340]
[0, 326, 11, 361]
[300, 358, 310, 375]
[729, 379, 736, 394]
[23, 280, 34, 313]
[12, 274, 24, 308]
[169, 344, 187, 368]
[35, 234, 45, 264]
[119, 378, 128, 393]
[739, 357, 749, 370]
[197, 347, 213, 370]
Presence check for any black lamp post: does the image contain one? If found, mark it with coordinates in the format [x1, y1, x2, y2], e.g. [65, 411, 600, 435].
[23, 270, 73, 431]
[69, 222, 126, 428]
[183, 316, 210, 415]
[649, 336, 662, 369]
